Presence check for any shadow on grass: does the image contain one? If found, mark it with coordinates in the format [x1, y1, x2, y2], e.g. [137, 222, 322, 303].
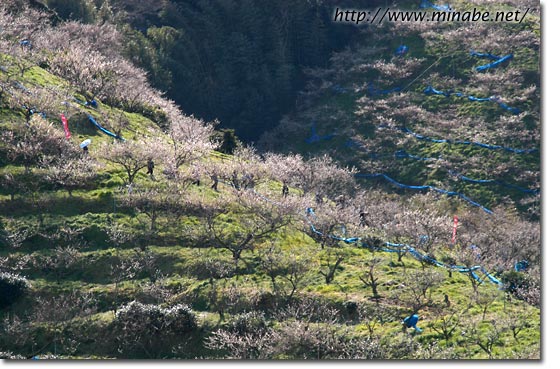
[0, 192, 117, 218]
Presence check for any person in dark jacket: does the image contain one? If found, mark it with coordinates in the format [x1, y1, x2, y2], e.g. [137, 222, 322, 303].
[211, 173, 219, 191]
[147, 158, 155, 179]
[282, 182, 289, 197]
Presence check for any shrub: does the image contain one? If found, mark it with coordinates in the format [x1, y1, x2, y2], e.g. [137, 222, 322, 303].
[500, 271, 529, 293]
[500, 271, 539, 305]
[230, 311, 268, 335]
[0, 272, 30, 309]
[114, 301, 197, 334]
[164, 304, 198, 333]
[112, 301, 197, 358]
[212, 129, 240, 155]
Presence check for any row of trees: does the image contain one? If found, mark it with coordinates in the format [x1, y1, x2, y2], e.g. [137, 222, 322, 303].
[1, 111, 540, 308]
[0, 274, 537, 359]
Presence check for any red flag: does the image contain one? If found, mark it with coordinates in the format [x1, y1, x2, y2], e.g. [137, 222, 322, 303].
[451, 215, 458, 244]
[61, 114, 71, 139]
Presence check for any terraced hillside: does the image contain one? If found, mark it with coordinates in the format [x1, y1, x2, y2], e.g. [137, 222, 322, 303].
[261, 0, 540, 218]
[0, 0, 540, 360]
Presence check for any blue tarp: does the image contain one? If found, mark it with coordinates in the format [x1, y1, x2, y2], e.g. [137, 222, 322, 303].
[379, 239, 497, 283]
[355, 173, 494, 214]
[368, 82, 402, 96]
[332, 84, 348, 94]
[87, 115, 124, 141]
[252, 191, 504, 289]
[393, 151, 538, 196]
[19, 39, 32, 48]
[28, 108, 46, 119]
[74, 97, 98, 108]
[305, 209, 361, 244]
[515, 260, 529, 272]
[476, 54, 513, 71]
[15, 81, 31, 94]
[303, 211, 501, 286]
[450, 171, 539, 194]
[345, 139, 366, 151]
[396, 45, 409, 56]
[305, 123, 335, 144]
[424, 84, 521, 114]
[470, 51, 502, 60]
[394, 149, 437, 161]
[481, 267, 502, 285]
[401, 126, 535, 154]
[419, 0, 452, 11]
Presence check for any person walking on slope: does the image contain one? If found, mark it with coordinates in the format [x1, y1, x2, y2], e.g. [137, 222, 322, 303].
[147, 158, 155, 180]
[192, 167, 201, 186]
[359, 209, 369, 227]
[210, 173, 219, 191]
[282, 182, 289, 197]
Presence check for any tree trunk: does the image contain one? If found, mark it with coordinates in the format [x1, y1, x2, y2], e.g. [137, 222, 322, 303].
[150, 212, 157, 232]
[232, 249, 242, 270]
[322, 257, 343, 284]
[372, 283, 379, 298]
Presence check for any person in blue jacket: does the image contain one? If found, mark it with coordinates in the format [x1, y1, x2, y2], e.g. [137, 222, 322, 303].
[403, 314, 422, 333]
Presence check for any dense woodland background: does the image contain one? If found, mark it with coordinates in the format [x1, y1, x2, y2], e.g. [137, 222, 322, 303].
[43, 0, 375, 141]
[0, 0, 541, 360]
